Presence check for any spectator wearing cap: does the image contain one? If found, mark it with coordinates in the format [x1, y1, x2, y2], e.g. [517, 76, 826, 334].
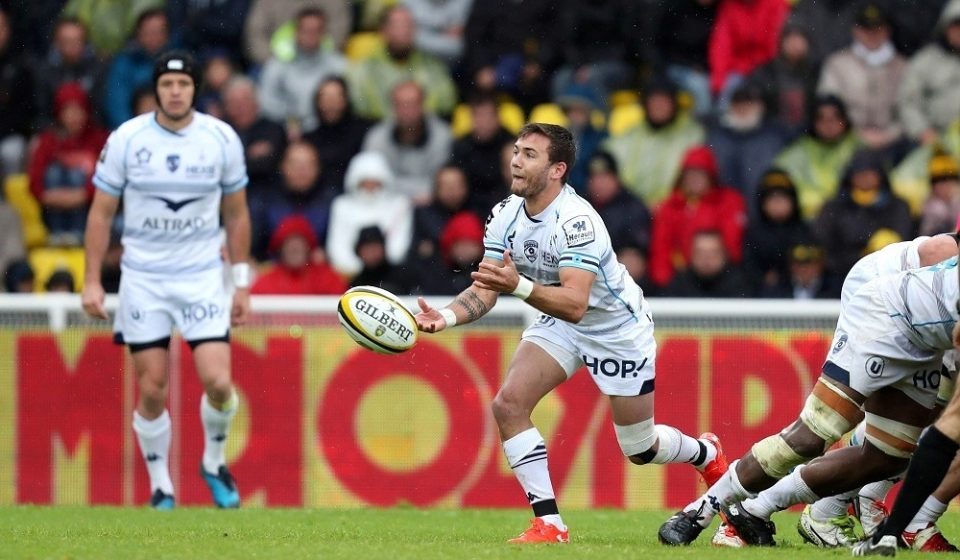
[258, 7, 347, 138]
[759, 242, 840, 299]
[815, 149, 914, 283]
[707, 83, 789, 210]
[709, 0, 789, 107]
[28, 82, 109, 246]
[3, 259, 34, 293]
[327, 151, 413, 277]
[409, 166, 480, 266]
[361, 80, 453, 204]
[417, 211, 485, 295]
[649, 145, 747, 287]
[557, 84, 608, 194]
[350, 226, 417, 295]
[103, 9, 172, 129]
[743, 169, 813, 293]
[919, 149, 960, 236]
[584, 152, 650, 254]
[662, 229, 752, 298]
[642, 0, 717, 118]
[898, 0, 960, 145]
[602, 76, 705, 207]
[251, 215, 347, 295]
[747, 24, 820, 138]
[774, 95, 862, 220]
[222, 75, 287, 194]
[347, 5, 457, 120]
[303, 77, 373, 189]
[34, 18, 105, 130]
[450, 93, 514, 210]
[818, 3, 907, 153]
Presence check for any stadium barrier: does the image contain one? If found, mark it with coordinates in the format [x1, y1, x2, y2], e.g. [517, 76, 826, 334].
[0, 294, 840, 509]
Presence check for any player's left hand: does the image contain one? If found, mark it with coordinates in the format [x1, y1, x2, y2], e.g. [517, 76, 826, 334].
[231, 288, 250, 326]
[472, 250, 520, 294]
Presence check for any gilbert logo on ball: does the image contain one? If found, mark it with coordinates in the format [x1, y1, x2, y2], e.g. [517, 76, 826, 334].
[337, 286, 418, 354]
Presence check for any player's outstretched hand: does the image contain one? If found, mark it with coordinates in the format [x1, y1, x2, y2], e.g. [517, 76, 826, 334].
[472, 249, 520, 294]
[81, 282, 108, 320]
[415, 296, 447, 333]
[231, 288, 250, 326]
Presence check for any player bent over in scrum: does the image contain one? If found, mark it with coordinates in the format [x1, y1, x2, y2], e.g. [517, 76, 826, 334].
[415, 123, 728, 543]
[660, 251, 960, 546]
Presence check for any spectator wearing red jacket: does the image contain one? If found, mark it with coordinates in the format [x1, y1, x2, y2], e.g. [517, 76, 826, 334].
[251, 215, 347, 295]
[28, 82, 108, 245]
[649, 145, 747, 287]
[709, 0, 789, 105]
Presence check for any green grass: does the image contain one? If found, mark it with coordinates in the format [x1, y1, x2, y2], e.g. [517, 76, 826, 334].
[0, 507, 948, 559]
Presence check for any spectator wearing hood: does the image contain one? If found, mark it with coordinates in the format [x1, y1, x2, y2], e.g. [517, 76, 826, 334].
[815, 149, 914, 282]
[759, 242, 840, 299]
[257, 7, 347, 137]
[350, 226, 417, 295]
[748, 24, 820, 138]
[103, 9, 171, 129]
[557, 84, 608, 194]
[919, 149, 960, 236]
[817, 3, 907, 152]
[250, 141, 332, 261]
[709, 0, 789, 105]
[303, 77, 372, 190]
[362, 80, 453, 204]
[707, 83, 789, 210]
[222, 75, 287, 194]
[34, 18, 105, 130]
[417, 211, 485, 295]
[327, 151, 413, 277]
[252, 215, 346, 295]
[450, 93, 515, 210]
[584, 152, 650, 253]
[602, 76, 705, 207]
[649, 145, 747, 287]
[743, 169, 813, 293]
[663, 229, 752, 298]
[897, 0, 960, 145]
[774, 94, 861, 220]
[29, 82, 109, 246]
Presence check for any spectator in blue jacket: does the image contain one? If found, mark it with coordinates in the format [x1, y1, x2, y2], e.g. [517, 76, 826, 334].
[103, 9, 171, 128]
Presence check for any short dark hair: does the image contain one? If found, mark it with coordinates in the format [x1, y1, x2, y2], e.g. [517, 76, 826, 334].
[296, 6, 327, 24]
[135, 8, 166, 31]
[518, 123, 576, 183]
[468, 92, 498, 111]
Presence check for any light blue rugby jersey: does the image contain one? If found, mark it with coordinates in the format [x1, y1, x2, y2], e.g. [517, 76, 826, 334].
[483, 185, 642, 332]
[93, 112, 248, 275]
[878, 256, 960, 352]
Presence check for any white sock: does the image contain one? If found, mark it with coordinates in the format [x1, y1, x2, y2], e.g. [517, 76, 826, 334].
[133, 410, 174, 495]
[741, 466, 819, 520]
[860, 479, 897, 502]
[683, 459, 751, 527]
[503, 427, 565, 530]
[810, 488, 859, 521]
[650, 425, 715, 468]
[905, 496, 948, 533]
[201, 392, 238, 474]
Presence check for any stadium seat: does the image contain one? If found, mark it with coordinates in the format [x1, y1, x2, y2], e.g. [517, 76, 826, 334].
[451, 101, 526, 138]
[28, 247, 85, 292]
[345, 32, 384, 62]
[609, 89, 639, 109]
[607, 103, 644, 137]
[3, 173, 47, 249]
[527, 103, 569, 127]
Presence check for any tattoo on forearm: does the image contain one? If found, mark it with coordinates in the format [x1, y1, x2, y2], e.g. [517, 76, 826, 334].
[453, 291, 489, 323]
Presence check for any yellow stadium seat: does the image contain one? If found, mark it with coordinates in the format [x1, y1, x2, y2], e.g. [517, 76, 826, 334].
[345, 32, 383, 62]
[528, 103, 569, 127]
[29, 247, 85, 292]
[3, 173, 47, 249]
[607, 103, 644, 137]
[609, 89, 640, 109]
[499, 102, 525, 135]
[451, 101, 526, 138]
[451, 103, 472, 138]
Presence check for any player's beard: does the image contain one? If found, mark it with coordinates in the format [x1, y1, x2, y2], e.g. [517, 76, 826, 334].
[511, 166, 550, 199]
[159, 100, 193, 123]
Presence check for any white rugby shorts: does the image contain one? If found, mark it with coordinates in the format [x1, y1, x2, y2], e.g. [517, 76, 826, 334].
[521, 310, 656, 397]
[825, 282, 944, 409]
[114, 266, 230, 344]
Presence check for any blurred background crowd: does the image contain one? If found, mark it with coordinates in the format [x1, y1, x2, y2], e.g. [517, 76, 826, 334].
[1, 0, 958, 299]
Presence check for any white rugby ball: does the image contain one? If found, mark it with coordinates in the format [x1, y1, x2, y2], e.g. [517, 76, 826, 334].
[338, 286, 418, 354]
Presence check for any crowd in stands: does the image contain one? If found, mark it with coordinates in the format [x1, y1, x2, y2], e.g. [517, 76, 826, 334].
[2, 0, 960, 300]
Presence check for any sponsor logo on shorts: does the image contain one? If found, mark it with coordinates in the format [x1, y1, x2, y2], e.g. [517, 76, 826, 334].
[582, 355, 648, 378]
[535, 314, 555, 327]
[833, 334, 848, 353]
[130, 309, 144, 321]
[181, 302, 225, 324]
[913, 368, 942, 390]
[865, 356, 885, 378]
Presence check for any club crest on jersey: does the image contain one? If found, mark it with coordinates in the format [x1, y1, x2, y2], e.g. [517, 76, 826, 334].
[166, 154, 180, 172]
[562, 215, 595, 247]
[523, 240, 538, 262]
[135, 147, 152, 165]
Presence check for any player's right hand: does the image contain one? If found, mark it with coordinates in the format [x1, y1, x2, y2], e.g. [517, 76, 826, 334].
[414, 296, 446, 333]
[81, 282, 108, 320]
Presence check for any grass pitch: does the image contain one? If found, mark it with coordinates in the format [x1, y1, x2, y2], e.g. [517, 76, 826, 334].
[2, 506, 948, 559]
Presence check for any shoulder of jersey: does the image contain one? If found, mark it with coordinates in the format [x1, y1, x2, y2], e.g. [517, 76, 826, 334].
[113, 112, 155, 139]
[195, 113, 241, 144]
[490, 195, 521, 219]
[559, 188, 601, 220]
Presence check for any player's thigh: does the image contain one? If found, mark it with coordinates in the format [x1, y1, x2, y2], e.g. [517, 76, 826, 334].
[937, 378, 960, 440]
[608, 392, 654, 425]
[497, 340, 569, 411]
[130, 346, 170, 388]
[863, 386, 935, 458]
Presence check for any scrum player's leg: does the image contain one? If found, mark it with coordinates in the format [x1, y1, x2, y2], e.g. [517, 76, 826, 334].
[492, 338, 570, 543]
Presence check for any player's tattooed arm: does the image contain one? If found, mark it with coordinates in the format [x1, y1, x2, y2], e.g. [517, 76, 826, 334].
[450, 288, 496, 324]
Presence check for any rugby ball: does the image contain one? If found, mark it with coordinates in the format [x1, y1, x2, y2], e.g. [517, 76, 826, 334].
[337, 286, 418, 354]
